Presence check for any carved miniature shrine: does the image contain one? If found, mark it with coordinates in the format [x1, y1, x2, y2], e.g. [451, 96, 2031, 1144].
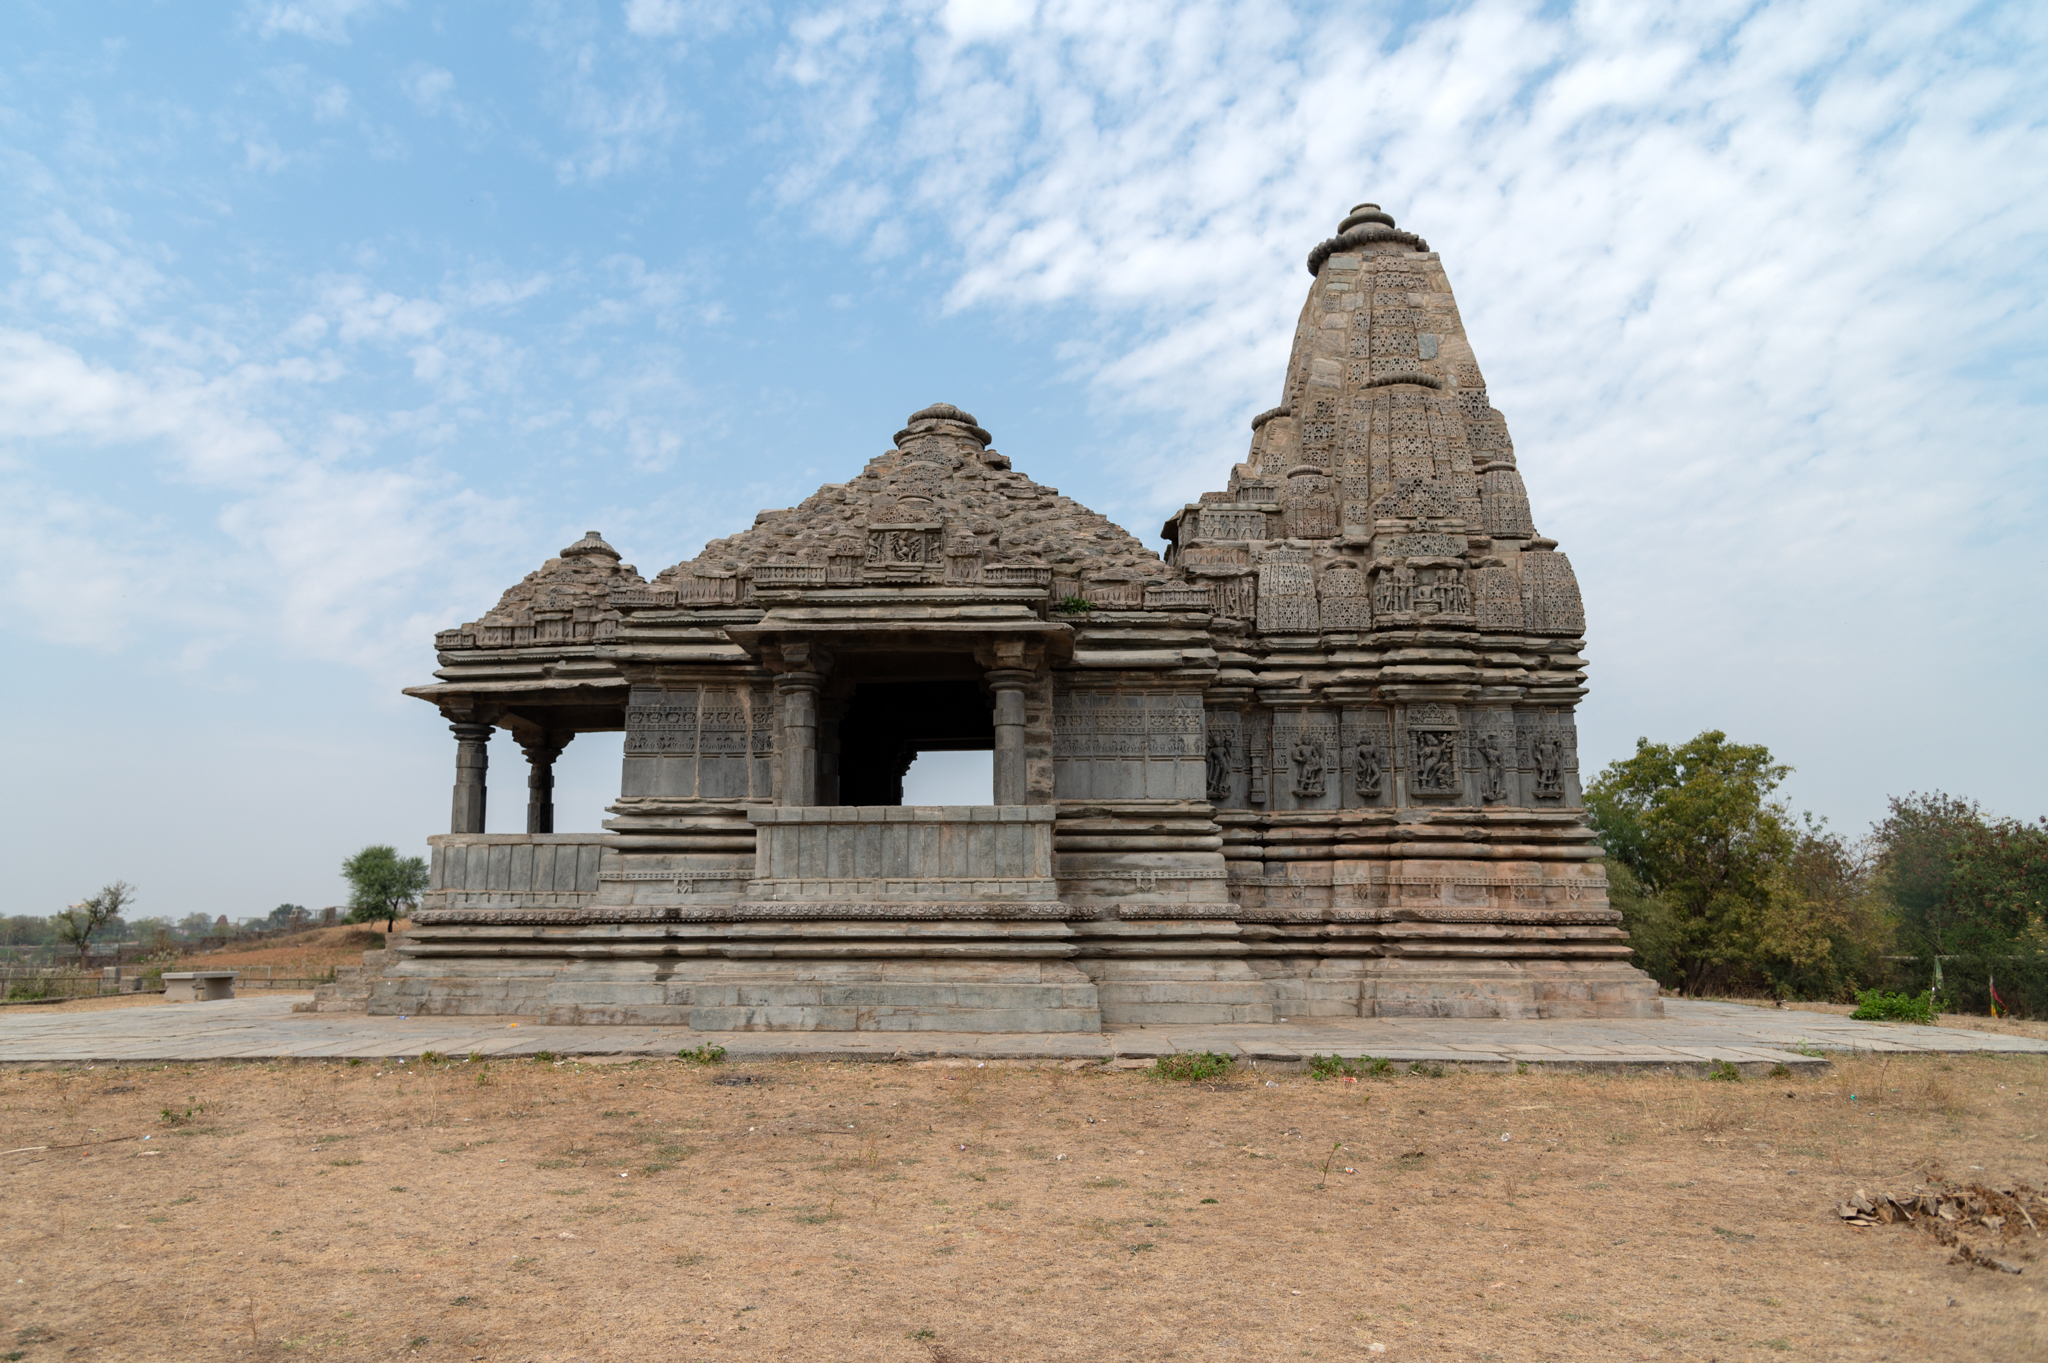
[387, 203, 1660, 1029]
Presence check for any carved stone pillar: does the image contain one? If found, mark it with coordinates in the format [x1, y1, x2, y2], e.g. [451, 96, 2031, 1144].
[988, 668, 1032, 805]
[517, 730, 573, 834]
[776, 672, 825, 806]
[449, 720, 493, 834]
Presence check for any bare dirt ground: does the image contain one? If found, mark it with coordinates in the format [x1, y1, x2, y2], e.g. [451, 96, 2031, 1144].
[2, 1051, 2042, 1363]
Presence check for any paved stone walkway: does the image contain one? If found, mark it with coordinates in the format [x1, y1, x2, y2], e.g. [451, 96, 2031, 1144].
[2, 997, 2042, 1071]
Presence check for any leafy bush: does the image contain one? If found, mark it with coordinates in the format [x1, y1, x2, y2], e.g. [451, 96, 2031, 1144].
[677, 1043, 728, 1065]
[1053, 595, 1093, 615]
[1149, 1051, 1235, 1082]
[1308, 1053, 1390, 1080]
[1849, 988, 1937, 1023]
[1306, 1054, 1360, 1080]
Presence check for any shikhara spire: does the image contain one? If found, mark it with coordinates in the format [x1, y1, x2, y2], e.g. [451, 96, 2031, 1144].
[1163, 200, 1584, 639]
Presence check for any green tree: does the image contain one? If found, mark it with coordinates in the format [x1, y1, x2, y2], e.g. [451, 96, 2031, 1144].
[342, 846, 429, 933]
[267, 902, 310, 930]
[1601, 857, 1677, 982]
[1755, 816, 1891, 999]
[52, 881, 137, 965]
[1586, 733, 1792, 996]
[1874, 793, 2048, 957]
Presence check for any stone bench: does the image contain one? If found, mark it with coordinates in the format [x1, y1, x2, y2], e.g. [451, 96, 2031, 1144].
[161, 971, 236, 1002]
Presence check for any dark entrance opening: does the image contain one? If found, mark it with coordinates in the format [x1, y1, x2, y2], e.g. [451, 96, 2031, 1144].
[834, 679, 993, 806]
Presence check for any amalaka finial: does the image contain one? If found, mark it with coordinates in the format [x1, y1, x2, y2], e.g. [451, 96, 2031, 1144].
[560, 530, 621, 560]
[896, 402, 992, 450]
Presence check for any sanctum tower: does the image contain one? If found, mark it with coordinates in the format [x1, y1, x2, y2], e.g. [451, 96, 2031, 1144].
[385, 203, 1659, 1029]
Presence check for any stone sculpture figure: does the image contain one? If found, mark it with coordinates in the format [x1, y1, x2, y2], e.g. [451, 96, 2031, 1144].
[1355, 733, 1386, 798]
[1477, 732, 1506, 803]
[1414, 730, 1457, 793]
[1205, 730, 1234, 802]
[1532, 734, 1565, 800]
[1291, 739, 1327, 798]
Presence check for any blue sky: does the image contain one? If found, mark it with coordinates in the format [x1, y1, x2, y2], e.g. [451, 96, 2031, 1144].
[3, 0, 2043, 920]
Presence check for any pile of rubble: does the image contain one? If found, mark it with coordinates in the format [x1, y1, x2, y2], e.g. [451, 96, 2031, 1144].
[1838, 1181, 2043, 1274]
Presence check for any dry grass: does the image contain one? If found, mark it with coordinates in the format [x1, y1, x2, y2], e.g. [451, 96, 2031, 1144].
[182, 924, 396, 973]
[0, 993, 196, 1014]
[2, 1051, 2043, 1362]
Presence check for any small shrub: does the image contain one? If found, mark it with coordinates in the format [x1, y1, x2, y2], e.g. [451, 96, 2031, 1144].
[1768, 1062, 1791, 1078]
[1149, 1052, 1235, 1082]
[1708, 1060, 1742, 1083]
[678, 1043, 728, 1065]
[1307, 1054, 1366, 1080]
[1850, 988, 1937, 1024]
[6, 978, 53, 1002]
[159, 1104, 204, 1127]
[1054, 595, 1093, 615]
[532, 1051, 560, 1064]
[419, 1050, 447, 1065]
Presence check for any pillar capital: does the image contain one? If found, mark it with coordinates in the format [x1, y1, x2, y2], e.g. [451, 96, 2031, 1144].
[516, 728, 574, 835]
[775, 669, 827, 696]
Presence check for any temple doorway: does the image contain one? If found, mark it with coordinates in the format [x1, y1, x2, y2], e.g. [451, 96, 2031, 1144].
[833, 677, 994, 805]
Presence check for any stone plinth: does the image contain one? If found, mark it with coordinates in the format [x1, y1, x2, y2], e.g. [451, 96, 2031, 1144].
[744, 805, 1059, 913]
[162, 971, 236, 1002]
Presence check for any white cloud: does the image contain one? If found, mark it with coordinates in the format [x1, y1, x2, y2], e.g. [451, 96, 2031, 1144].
[403, 65, 455, 113]
[624, 0, 752, 39]
[246, 0, 398, 45]
[774, 0, 2048, 822]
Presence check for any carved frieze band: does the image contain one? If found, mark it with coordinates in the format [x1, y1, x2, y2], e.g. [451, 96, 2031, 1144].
[625, 685, 774, 757]
[581, 902, 1086, 921]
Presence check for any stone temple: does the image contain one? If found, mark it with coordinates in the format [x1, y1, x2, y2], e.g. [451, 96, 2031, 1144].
[385, 203, 1661, 1029]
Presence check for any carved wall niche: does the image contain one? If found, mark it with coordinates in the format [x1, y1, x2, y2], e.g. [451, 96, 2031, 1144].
[1280, 467, 1336, 538]
[1207, 572, 1257, 621]
[1519, 549, 1586, 635]
[1515, 708, 1579, 804]
[1339, 706, 1394, 806]
[1371, 561, 1470, 620]
[1472, 565, 1523, 629]
[1317, 559, 1371, 631]
[1197, 507, 1269, 541]
[622, 683, 775, 800]
[1181, 545, 1250, 570]
[866, 524, 941, 567]
[1272, 709, 1339, 810]
[1203, 708, 1245, 807]
[1256, 548, 1319, 634]
[1479, 464, 1534, 537]
[1404, 702, 1464, 802]
[1052, 691, 1205, 800]
[1471, 708, 1516, 804]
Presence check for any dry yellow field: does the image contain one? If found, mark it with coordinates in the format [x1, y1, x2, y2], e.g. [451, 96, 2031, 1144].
[2, 1050, 2042, 1361]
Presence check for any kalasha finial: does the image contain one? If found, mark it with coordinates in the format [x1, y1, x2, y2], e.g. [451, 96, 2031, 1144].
[1339, 202, 1396, 232]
